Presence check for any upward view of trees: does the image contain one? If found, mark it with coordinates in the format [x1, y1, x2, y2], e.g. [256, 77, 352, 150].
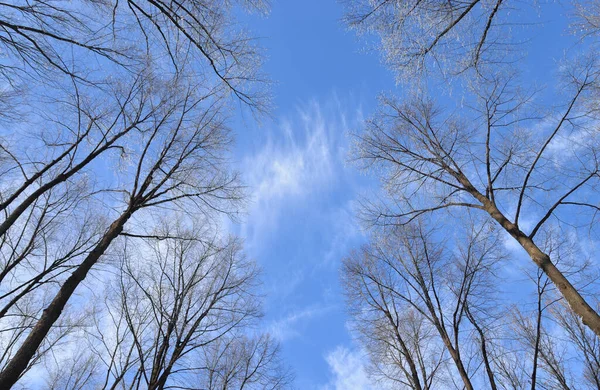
[342, 0, 600, 389]
[2, 1, 600, 389]
[0, 1, 292, 389]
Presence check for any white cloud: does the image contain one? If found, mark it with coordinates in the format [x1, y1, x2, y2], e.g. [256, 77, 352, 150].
[238, 95, 364, 253]
[267, 304, 332, 342]
[321, 345, 374, 390]
[244, 101, 336, 202]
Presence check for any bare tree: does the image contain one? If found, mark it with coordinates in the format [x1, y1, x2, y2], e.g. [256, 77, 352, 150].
[342, 216, 600, 388]
[42, 226, 292, 390]
[353, 59, 600, 334]
[572, 1, 600, 40]
[343, 228, 443, 390]
[111, 233, 260, 390]
[343, 220, 506, 389]
[343, 0, 600, 342]
[507, 231, 599, 390]
[45, 350, 100, 390]
[0, 71, 181, 379]
[0, 1, 268, 108]
[341, 0, 513, 81]
[554, 302, 600, 389]
[511, 268, 570, 390]
[0, 72, 158, 238]
[0, 68, 247, 387]
[201, 333, 294, 390]
[0, 0, 272, 386]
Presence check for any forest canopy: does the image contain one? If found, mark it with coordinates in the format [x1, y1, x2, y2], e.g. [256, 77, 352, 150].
[1, 1, 600, 389]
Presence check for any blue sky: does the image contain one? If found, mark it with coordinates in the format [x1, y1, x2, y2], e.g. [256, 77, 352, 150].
[2, 1, 598, 389]
[229, 2, 392, 387]
[226, 1, 581, 388]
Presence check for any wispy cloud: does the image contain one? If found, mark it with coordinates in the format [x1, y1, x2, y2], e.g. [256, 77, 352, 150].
[231, 94, 371, 386]
[321, 345, 374, 390]
[267, 304, 333, 342]
[239, 97, 352, 251]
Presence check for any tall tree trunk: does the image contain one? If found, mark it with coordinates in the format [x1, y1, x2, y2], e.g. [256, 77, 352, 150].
[531, 288, 543, 390]
[457, 173, 600, 337]
[438, 332, 474, 390]
[384, 311, 423, 390]
[465, 306, 498, 390]
[0, 210, 133, 388]
[483, 201, 600, 336]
